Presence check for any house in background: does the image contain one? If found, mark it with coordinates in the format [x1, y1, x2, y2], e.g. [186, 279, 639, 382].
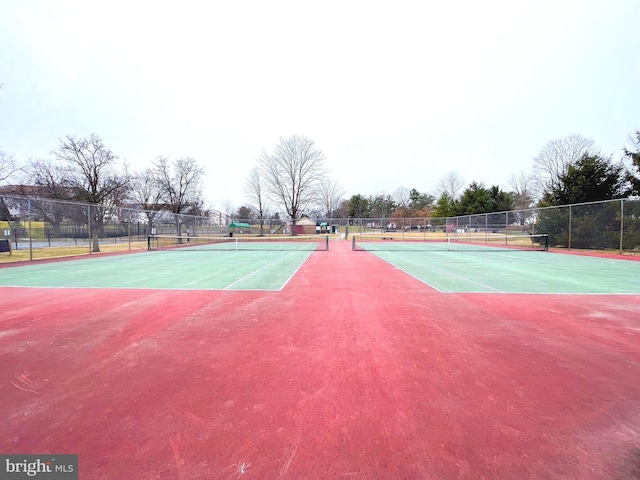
[289, 217, 316, 235]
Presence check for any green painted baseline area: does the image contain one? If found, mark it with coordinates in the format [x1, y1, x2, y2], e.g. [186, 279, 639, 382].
[362, 249, 640, 294]
[0, 249, 315, 291]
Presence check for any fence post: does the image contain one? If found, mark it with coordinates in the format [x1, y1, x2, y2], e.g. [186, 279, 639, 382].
[28, 197, 33, 261]
[620, 199, 624, 254]
[87, 206, 92, 254]
[568, 205, 572, 250]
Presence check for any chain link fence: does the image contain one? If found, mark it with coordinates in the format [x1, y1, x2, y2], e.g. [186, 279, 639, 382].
[0, 195, 229, 261]
[2, 195, 639, 261]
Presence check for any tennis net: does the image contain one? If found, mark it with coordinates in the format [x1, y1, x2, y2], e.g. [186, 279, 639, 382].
[148, 234, 329, 251]
[352, 233, 549, 252]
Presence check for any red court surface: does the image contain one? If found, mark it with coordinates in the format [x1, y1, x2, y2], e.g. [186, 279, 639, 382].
[1, 240, 640, 479]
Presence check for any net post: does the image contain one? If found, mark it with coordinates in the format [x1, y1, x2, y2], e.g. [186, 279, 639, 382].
[352, 236, 355, 251]
[147, 235, 151, 251]
[325, 235, 329, 251]
[544, 234, 549, 251]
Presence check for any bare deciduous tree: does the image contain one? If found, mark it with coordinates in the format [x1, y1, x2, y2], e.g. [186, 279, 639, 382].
[258, 135, 327, 234]
[26, 157, 74, 199]
[624, 129, 640, 194]
[221, 199, 236, 223]
[129, 167, 164, 233]
[244, 166, 268, 235]
[0, 150, 20, 184]
[54, 134, 129, 252]
[393, 186, 411, 210]
[317, 178, 345, 218]
[20, 157, 77, 236]
[436, 171, 465, 199]
[508, 170, 536, 210]
[533, 134, 595, 195]
[153, 156, 205, 236]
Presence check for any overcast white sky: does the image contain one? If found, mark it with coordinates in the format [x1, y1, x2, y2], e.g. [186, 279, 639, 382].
[1, 0, 639, 211]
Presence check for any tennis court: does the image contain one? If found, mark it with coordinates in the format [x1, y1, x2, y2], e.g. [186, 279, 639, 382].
[0, 249, 317, 291]
[1, 237, 640, 479]
[353, 234, 640, 294]
[0, 235, 328, 290]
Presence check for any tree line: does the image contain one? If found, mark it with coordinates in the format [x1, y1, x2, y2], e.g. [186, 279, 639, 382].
[0, 134, 206, 251]
[2, 129, 640, 242]
[234, 131, 640, 223]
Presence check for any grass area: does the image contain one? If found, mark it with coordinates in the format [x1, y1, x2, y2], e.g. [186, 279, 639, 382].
[0, 240, 148, 263]
[2, 221, 48, 239]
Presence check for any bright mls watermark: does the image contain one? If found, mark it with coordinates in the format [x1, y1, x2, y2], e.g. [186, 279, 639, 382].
[1, 455, 77, 479]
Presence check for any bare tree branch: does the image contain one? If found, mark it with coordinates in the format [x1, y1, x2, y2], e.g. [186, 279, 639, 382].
[53, 134, 128, 204]
[317, 178, 345, 218]
[153, 156, 204, 214]
[508, 170, 536, 209]
[53, 134, 129, 252]
[0, 150, 20, 184]
[393, 186, 411, 209]
[153, 156, 205, 235]
[533, 134, 595, 196]
[129, 167, 165, 231]
[436, 171, 465, 199]
[258, 135, 327, 233]
[244, 166, 268, 235]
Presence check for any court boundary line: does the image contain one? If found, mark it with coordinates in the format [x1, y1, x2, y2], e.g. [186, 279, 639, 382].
[355, 249, 440, 291]
[277, 251, 315, 291]
[223, 260, 278, 290]
[388, 266, 444, 293]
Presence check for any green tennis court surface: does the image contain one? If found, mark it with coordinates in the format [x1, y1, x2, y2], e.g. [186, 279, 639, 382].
[357, 246, 640, 294]
[0, 249, 315, 291]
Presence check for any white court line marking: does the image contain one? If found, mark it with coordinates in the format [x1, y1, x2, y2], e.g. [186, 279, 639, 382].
[222, 261, 277, 290]
[392, 267, 444, 293]
[277, 251, 314, 291]
[222, 250, 313, 290]
[434, 267, 503, 292]
[358, 251, 444, 292]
